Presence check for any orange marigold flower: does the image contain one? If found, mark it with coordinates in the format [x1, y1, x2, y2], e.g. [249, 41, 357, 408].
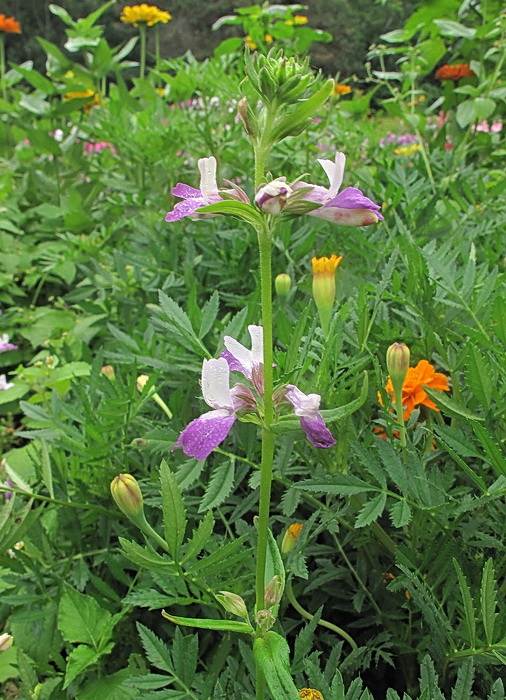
[0, 14, 21, 33]
[333, 83, 351, 96]
[435, 63, 475, 81]
[120, 4, 171, 27]
[299, 689, 324, 700]
[380, 359, 450, 420]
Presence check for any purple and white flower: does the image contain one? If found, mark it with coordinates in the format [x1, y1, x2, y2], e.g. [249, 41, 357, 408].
[173, 357, 246, 460]
[0, 334, 17, 353]
[284, 385, 336, 448]
[0, 375, 14, 391]
[165, 156, 249, 222]
[293, 152, 383, 226]
[222, 324, 265, 392]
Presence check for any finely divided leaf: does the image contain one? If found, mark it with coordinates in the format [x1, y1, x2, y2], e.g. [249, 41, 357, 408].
[182, 510, 215, 563]
[354, 493, 387, 528]
[160, 461, 187, 560]
[480, 558, 498, 645]
[199, 460, 235, 512]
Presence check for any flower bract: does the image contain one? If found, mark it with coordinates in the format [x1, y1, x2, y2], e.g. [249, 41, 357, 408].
[293, 152, 383, 225]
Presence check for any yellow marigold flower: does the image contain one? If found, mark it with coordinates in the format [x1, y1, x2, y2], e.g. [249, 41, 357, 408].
[281, 523, 303, 554]
[312, 255, 342, 277]
[120, 4, 172, 27]
[0, 14, 21, 33]
[312, 255, 342, 335]
[63, 89, 101, 112]
[299, 689, 324, 700]
[293, 15, 309, 24]
[265, 33, 273, 43]
[333, 83, 351, 96]
[393, 143, 422, 156]
[245, 35, 257, 50]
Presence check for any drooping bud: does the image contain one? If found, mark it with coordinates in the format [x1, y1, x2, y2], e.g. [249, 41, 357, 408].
[255, 608, 276, 632]
[110, 474, 144, 520]
[299, 689, 324, 700]
[311, 255, 342, 335]
[0, 633, 13, 652]
[264, 575, 284, 607]
[101, 365, 115, 380]
[275, 273, 291, 297]
[386, 343, 410, 387]
[281, 523, 303, 554]
[136, 374, 150, 392]
[255, 178, 293, 215]
[216, 591, 249, 619]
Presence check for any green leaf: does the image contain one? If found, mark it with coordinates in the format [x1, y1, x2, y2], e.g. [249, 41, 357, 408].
[187, 534, 250, 577]
[389, 500, 412, 528]
[453, 558, 476, 648]
[160, 462, 187, 560]
[466, 346, 493, 412]
[419, 654, 445, 700]
[49, 4, 76, 26]
[456, 100, 477, 128]
[480, 558, 498, 645]
[136, 622, 174, 673]
[63, 644, 102, 689]
[451, 658, 475, 700]
[433, 427, 488, 493]
[198, 290, 219, 339]
[182, 510, 215, 563]
[253, 632, 300, 700]
[196, 201, 263, 227]
[162, 611, 253, 634]
[423, 387, 484, 422]
[294, 474, 380, 496]
[380, 29, 412, 43]
[434, 19, 476, 38]
[80, 668, 140, 699]
[264, 528, 285, 593]
[354, 493, 387, 528]
[199, 460, 235, 512]
[157, 291, 207, 357]
[320, 372, 369, 422]
[118, 538, 178, 574]
[8, 64, 56, 94]
[471, 424, 506, 478]
[271, 79, 334, 141]
[58, 584, 113, 648]
[474, 97, 496, 121]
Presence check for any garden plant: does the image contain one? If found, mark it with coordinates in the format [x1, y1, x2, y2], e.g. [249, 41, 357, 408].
[0, 1, 505, 699]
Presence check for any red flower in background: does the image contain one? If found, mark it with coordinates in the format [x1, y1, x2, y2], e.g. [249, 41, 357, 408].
[435, 64, 475, 81]
[0, 14, 21, 33]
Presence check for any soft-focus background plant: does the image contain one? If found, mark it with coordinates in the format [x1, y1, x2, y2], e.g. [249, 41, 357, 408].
[0, 0, 505, 698]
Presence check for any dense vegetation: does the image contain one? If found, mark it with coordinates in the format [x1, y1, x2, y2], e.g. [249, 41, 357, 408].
[0, 1, 505, 699]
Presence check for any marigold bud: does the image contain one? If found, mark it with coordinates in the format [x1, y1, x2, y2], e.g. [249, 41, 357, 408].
[110, 474, 144, 519]
[312, 255, 342, 335]
[0, 633, 13, 652]
[136, 374, 150, 392]
[101, 365, 115, 379]
[386, 343, 410, 387]
[275, 273, 291, 297]
[264, 575, 284, 606]
[281, 523, 303, 554]
[299, 689, 324, 700]
[216, 591, 249, 619]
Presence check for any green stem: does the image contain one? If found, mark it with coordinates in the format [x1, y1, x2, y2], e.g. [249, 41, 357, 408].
[0, 35, 6, 102]
[286, 579, 358, 649]
[393, 383, 407, 448]
[139, 24, 146, 80]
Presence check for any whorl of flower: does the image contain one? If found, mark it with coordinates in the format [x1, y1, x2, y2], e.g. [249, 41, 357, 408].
[380, 359, 450, 420]
[299, 689, 324, 700]
[120, 4, 171, 27]
[435, 64, 475, 81]
[0, 14, 21, 33]
[333, 83, 351, 96]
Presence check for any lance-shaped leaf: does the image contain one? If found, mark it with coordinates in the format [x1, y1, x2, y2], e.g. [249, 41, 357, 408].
[162, 611, 254, 634]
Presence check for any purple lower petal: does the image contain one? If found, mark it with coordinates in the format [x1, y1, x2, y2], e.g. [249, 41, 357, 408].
[172, 183, 201, 198]
[165, 197, 206, 222]
[310, 206, 381, 226]
[292, 181, 329, 204]
[300, 414, 336, 448]
[174, 410, 235, 460]
[326, 187, 383, 219]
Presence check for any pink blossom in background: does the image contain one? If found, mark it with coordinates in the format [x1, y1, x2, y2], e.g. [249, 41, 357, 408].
[0, 334, 18, 352]
[84, 141, 116, 154]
